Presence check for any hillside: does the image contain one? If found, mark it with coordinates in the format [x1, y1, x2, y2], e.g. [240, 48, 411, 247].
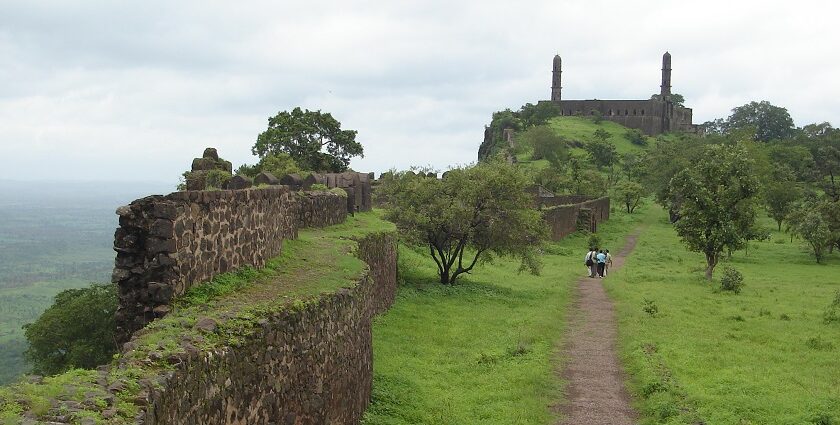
[512, 116, 652, 172]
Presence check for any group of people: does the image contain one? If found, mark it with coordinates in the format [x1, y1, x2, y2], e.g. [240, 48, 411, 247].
[584, 248, 612, 278]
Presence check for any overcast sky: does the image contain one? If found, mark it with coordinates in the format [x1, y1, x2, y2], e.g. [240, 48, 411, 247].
[2, 1, 839, 184]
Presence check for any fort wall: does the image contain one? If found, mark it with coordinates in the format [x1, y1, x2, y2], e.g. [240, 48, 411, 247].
[112, 187, 348, 343]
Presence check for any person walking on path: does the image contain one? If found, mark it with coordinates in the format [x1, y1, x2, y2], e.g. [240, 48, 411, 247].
[584, 248, 597, 278]
[605, 249, 613, 276]
[596, 249, 607, 278]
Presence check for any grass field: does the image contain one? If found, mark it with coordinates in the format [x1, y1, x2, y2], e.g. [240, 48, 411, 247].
[362, 207, 644, 424]
[606, 205, 840, 424]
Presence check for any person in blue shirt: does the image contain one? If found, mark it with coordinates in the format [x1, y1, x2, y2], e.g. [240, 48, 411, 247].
[596, 250, 607, 278]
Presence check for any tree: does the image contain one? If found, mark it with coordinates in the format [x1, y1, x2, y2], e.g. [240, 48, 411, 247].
[787, 201, 834, 263]
[520, 125, 568, 164]
[624, 129, 647, 146]
[584, 139, 618, 170]
[379, 158, 546, 284]
[764, 166, 803, 230]
[641, 135, 708, 221]
[814, 145, 840, 202]
[23, 283, 118, 376]
[236, 152, 301, 178]
[669, 144, 759, 280]
[724, 101, 796, 142]
[614, 180, 644, 213]
[650, 93, 685, 107]
[519, 102, 560, 128]
[252, 107, 363, 172]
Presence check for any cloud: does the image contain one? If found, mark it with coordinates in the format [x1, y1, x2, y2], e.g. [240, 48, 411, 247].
[1, 1, 839, 182]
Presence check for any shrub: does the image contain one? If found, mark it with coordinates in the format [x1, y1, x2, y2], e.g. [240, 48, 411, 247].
[206, 169, 232, 189]
[643, 298, 659, 317]
[720, 267, 744, 294]
[309, 183, 328, 191]
[625, 129, 647, 146]
[823, 290, 840, 325]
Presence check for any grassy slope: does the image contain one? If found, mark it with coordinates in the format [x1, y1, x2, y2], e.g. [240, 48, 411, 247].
[607, 205, 840, 424]
[362, 208, 644, 424]
[515, 116, 650, 170]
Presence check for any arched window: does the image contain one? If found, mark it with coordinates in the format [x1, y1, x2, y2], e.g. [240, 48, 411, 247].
[608, 109, 613, 116]
[633, 109, 637, 115]
[641, 109, 645, 115]
[625, 109, 629, 115]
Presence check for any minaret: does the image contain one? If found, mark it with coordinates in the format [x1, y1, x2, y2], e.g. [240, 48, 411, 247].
[551, 55, 562, 102]
[660, 51, 672, 99]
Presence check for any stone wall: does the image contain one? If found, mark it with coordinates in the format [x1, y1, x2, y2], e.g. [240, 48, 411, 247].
[113, 187, 338, 343]
[296, 191, 348, 228]
[542, 196, 611, 240]
[142, 232, 397, 425]
[9, 231, 398, 425]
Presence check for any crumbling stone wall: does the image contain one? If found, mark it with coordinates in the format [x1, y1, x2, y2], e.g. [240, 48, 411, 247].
[145, 233, 396, 424]
[296, 191, 348, 228]
[542, 196, 611, 240]
[114, 187, 299, 342]
[12, 232, 398, 425]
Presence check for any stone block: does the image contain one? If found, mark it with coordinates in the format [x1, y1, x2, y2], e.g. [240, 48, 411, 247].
[224, 175, 252, 190]
[191, 157, 216, 171]
[254, 172, 280, 186]
[202, 147, 219, 161]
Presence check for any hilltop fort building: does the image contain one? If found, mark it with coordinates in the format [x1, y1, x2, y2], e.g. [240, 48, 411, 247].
[544, 52, 697, 135]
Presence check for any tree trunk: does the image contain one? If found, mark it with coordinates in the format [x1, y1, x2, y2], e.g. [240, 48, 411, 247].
[439, 267, 451, 284]
[705, 252, 717, 281]
[777, 221, 782, 231]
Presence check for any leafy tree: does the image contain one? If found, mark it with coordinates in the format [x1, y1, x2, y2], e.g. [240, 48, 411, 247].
[532, 166, 573, 195]
[236, 152, 301, 178]
[252, 107, 363, 172]
[669, 144, 759, 280]
[724, 101, 796, 142]
[521, 125, 568, 165]
[787, 201, 834, 263]
[650, 93, 686, 107]
[593, 128, 611, 142]
[801, 122, 836, 139]
[519, 102, 560, 128]
[567, 157, 607, 196]
[584, 139, 618, 170]
[767, 144, 815, 182]
[814, 145, 840, 202]
[614, 180, 644, 213]
[23, 283, 118, 376]
[620, 152, 647, 183]
[764, 166, 803, 230]
[379, 158, 546, 284]
[641, 135, 708, 221]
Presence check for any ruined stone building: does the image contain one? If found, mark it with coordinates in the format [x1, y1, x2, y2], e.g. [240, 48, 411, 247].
[543, 52, 697, 135]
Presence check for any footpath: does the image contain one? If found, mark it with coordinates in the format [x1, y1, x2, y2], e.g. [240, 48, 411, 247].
[554, 232, 640, 425]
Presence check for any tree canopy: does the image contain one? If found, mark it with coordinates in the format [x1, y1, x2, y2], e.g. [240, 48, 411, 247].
[253, 107, 363, 172]
[724, 101, 796, 142]
[669, 144, 759, 280]
[378, 159, 546, 284]
[23, 283, 118, 376]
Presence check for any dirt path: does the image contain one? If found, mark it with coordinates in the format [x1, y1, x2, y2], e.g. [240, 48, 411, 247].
[554, 232, 640, 425]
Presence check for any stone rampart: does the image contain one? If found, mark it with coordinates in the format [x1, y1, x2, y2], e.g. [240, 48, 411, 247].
[113, 187, 348, 343]
[542, 196, 611, 240]
[141, 232, 397, 425]
[7, 231, 398, 425]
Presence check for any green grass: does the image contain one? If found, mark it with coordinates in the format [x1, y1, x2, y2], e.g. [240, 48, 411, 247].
[606, 205, 840, 424]
[362, 206, 644, 424]
[548, 116, 650, 155]
[514, 116, 651, 171]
